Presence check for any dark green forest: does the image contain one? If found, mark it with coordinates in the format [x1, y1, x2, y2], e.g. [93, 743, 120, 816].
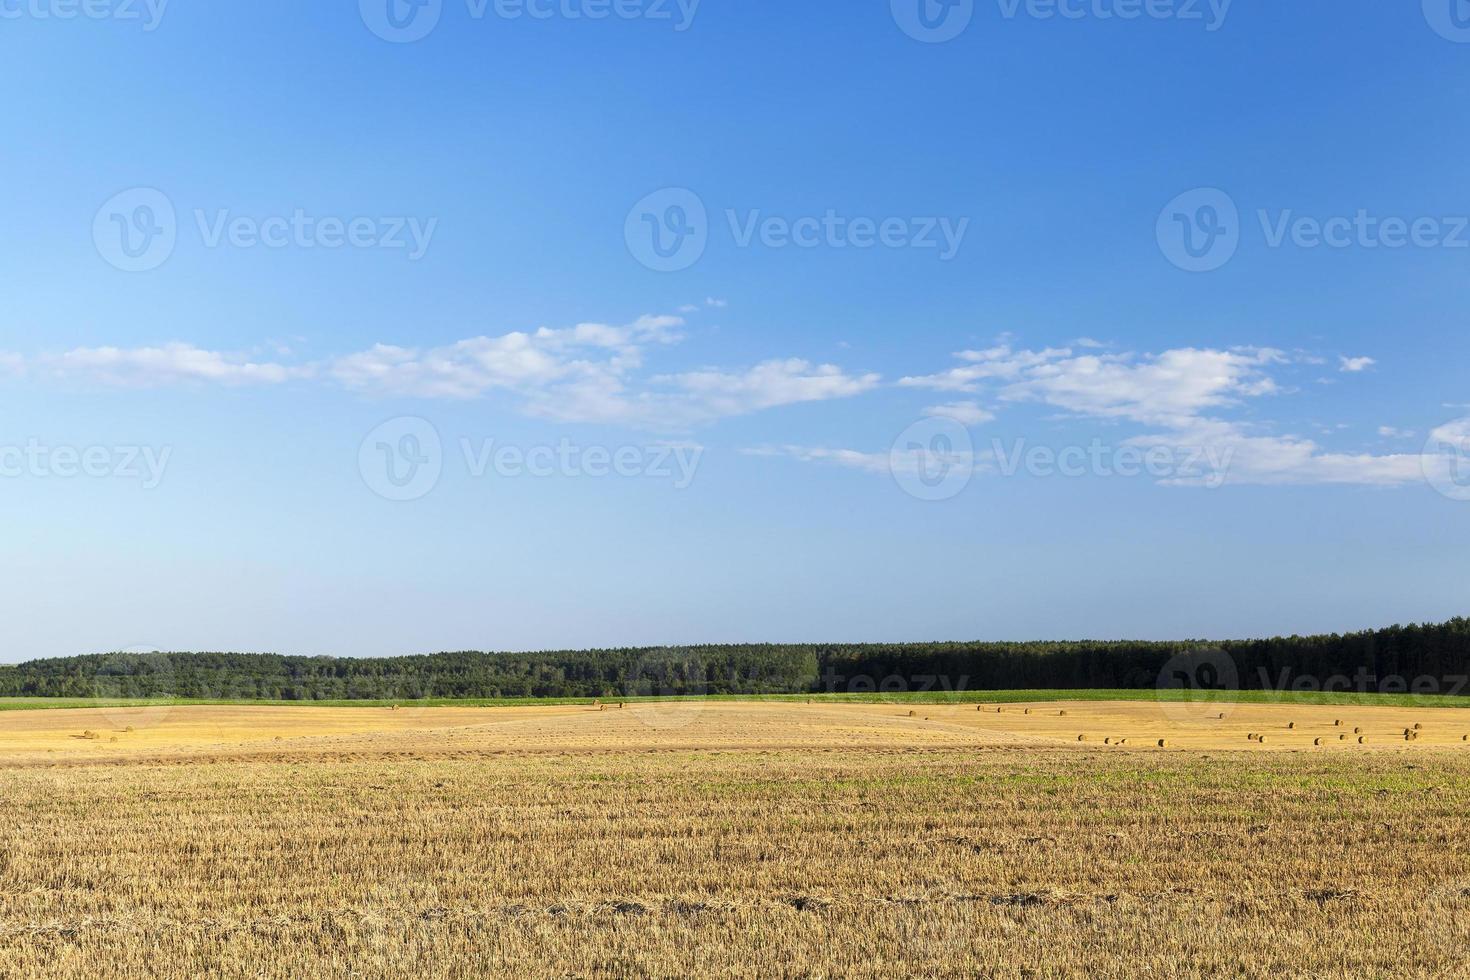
[1, 618, 1468, 701]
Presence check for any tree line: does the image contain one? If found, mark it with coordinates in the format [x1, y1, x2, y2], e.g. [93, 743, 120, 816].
[1, 617, 1466, 701]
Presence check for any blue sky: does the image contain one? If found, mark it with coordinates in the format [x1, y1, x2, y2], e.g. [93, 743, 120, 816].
[1, 0, 1468, 661]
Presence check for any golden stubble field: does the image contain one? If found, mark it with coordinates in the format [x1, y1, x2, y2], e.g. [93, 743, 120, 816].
[3, 700, 1470, 978]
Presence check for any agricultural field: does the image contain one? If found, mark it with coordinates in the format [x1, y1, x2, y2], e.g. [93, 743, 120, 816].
[3, 699, 1470, 977]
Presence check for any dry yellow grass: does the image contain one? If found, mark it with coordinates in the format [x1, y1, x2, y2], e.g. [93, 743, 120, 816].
[2, 700, 1470, 977]
[4, 698, 1468, 763]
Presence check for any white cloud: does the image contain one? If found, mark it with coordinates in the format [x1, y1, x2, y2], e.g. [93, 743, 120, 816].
[2, 314, 877, 429]
[742, 445, 895, 475]
[1127, 419, 1426, 488]
[744, 443, 987, 479]
[1429, 419, 1470, 446]
[658, 359, 880, 423]
[1339, 355, 1376, 373]
[330, 319, 877, 427]
[1378, 426, 1415, 440]
[325, 319, 647, 401]
[42, 343, 304, 387]
[902, 344, 1434, 488]
[923, 401, 995, 426]
[898, 345, 1072, 392]
[1001, 347, 1285, 428]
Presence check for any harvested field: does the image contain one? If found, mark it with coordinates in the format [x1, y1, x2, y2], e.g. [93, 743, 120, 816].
[2, 699, 1468, 765]
[2, 701, 1470, 977]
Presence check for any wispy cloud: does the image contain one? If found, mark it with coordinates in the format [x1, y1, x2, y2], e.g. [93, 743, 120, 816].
[789, 344, 1435, 489]
[4, 313, 878, 430]
[743, 443, 987, 479]
[922, 401, 995, 426]
[39, 343, 307, 387]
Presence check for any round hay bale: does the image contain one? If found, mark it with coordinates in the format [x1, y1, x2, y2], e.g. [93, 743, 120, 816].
[1157, 739, 1168, 748]
[1354, 727, 1362, 735]
[1103, 737, 1112, 745]
[1314, 738, 1323, 746]
[1024, 708, 1032, 715]
[1258, 735, 1268, 744]
[1414, 723, 1423, 731]
[1287, 722, 1296, 730]
[1059, 710, 1068, 717]
[1077, 735, 1088, 742]
[1334, 719, 1342, 727]
[1358, 736, 1367, 744]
